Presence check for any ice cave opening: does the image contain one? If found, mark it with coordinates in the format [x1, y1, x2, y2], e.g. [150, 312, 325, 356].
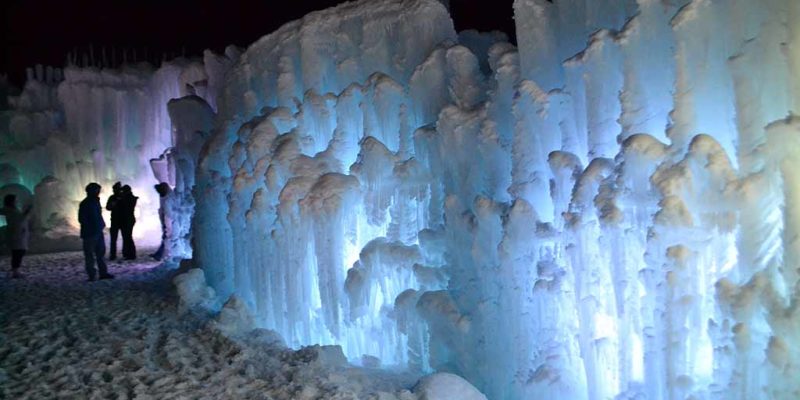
[2, 0, 800, 398]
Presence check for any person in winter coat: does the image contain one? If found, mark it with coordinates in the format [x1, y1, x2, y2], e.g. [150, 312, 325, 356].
[118, 185, 138, 260]
[78, 183, 113, 281]
[1, 194, 32, 279]
[105, 182, 123, 260]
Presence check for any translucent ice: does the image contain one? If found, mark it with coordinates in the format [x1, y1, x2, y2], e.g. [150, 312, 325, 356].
[0, 58, 229, 249]
[188, 0, 800, 398]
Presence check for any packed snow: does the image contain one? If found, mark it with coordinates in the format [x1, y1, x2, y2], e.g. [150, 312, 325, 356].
[2, 0, 800, 398]
[0, 252, 468, 399]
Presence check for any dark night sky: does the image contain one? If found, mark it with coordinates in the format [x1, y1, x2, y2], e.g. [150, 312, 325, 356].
[1, 0, 516, 87]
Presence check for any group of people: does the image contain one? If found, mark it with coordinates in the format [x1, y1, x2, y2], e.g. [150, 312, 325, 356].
[77, 182, 141, 280]
[105, 182, 138, 261]
[4, 181, 170, 282]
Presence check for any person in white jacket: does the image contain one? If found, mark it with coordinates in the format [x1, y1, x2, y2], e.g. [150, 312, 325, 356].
[1, 194, 32, 279]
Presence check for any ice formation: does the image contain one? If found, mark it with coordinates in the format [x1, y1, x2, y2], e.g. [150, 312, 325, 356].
[4, 0, 800, 398]
[0, 53, 235, 252]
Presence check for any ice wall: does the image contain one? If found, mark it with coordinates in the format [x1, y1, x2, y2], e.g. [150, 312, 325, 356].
[190, 1, 461, 373]
[188, 0, 800, 398]
[0, 56, 230, 250]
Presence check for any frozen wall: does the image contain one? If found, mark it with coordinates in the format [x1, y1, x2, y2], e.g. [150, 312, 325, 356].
[191, 1, 460, 373]
[190, 0, 800, 398]
[0, 55, 230, 251]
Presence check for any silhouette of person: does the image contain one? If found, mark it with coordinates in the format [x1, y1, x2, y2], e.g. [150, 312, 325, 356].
[79, 183, 113, 281]
[119, 185, 138, 260]
[150, 182, 171, 261]
[1, 194, 32, 279]
[105, 182, 123, 260]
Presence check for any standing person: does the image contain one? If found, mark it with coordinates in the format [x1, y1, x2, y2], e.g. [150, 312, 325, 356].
[150, 183, 171, 261]
[1, 194, 32, 279]
[119, 185, 138, 260]
[78, 183, 113, 281]
[105, 182, 123, 261]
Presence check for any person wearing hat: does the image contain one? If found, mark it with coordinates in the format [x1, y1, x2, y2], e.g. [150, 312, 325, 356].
[1, 194, 32, 278]
[105, 182, 123, 261]
[78, 183, 114, 281]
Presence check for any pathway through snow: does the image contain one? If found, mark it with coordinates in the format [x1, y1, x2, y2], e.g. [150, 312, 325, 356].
[0, 251, 420, 400]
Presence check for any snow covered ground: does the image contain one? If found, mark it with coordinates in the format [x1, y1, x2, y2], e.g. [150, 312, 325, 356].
[0, 251, 457, 400]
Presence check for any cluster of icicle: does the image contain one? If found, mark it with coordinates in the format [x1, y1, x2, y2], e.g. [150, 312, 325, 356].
[0, 53, 232, 245]
[0, 39, 245, 251]
[187, 0, 800, 398]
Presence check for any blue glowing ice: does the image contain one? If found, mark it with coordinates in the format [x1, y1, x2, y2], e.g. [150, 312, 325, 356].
[189, 0, 800, 398]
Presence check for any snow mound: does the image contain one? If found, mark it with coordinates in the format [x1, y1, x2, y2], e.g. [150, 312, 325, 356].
[414, 373, 487, 400]
[173, 268, 216, 311]
[212, 295, 255, 337]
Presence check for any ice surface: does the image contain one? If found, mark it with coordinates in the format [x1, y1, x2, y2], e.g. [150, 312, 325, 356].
[190, 0, 457, 369]
[191, 0, 798, 398]
[0, 56, 232, 251]
[5, 0, 800, 398]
